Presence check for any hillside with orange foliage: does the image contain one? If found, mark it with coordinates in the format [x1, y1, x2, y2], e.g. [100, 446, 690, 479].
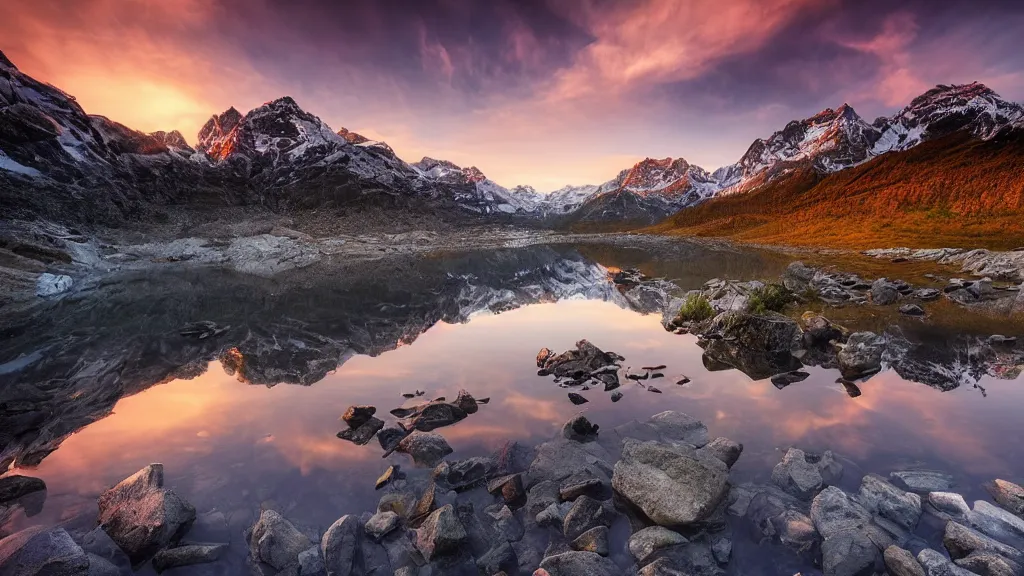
[649, 130, 1024, 249]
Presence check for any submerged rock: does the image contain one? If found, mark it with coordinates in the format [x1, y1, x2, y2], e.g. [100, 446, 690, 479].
[943, 521, 1023, 564]
[397, 432, 453, 467]
[96, 464, 196, 566]
[890, 470, 955, 495]
[612, 438, 729, 526]
[858, 474, 922, 531]
[247, 509, 312, 572]
[151, 543, 226, 573]
[321, 515, 359, 576]
[771, 448, 824, 500]
[365, 511, 400, 541]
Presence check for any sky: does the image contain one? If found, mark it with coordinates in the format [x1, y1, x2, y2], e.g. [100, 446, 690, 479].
[3, 0, 1024, 191]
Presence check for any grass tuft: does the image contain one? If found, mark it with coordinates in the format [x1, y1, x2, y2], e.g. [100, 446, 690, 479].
[747, 283, 795, 314]
[676, 293, 715, 323]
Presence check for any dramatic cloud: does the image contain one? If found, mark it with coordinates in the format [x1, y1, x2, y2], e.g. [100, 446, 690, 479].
[3, 0, 1023, 189]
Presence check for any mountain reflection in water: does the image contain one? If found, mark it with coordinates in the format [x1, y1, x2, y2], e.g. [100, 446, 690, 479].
[1, 242, 1022, 551]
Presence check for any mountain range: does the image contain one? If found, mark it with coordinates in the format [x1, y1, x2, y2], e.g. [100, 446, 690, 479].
[2, 46, 1023, 235]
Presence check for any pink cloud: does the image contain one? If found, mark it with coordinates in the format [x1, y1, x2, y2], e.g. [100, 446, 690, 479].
[840, 11, 929, 106]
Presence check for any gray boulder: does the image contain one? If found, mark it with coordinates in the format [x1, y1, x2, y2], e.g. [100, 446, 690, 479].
[871, 279, 900, 305]
[559, 473, 605, 502]
[336, 417, 384, 445]
[396, 432, 452, 467]
[86, 555, 121, 576]
[891, 470, 955, 495]
[838, 332, 885, 379]
[433, 457, 498, 492]
[539, 551, 619, 576]
[0, 475, 46, 505]
[925, 492, 970, 523]
[247, 510, 313, 571]
[772, 448, 824, 500]
[562, 496, 613, 541]
[647, 411, 710, 447]
[321, 515, 359, 576]
[96, 464, 196, 566]
[884, 546, 926, 576]
[821, 530, 877, 576]
[476, 542, 517, 575]
[612, 439, 729, 526]
[918, 548, 977, 576]
[151, 544, 226, 573]
[696, 437, 743, 469]
[571, 526, 608, 556]
[943, 521, 1023, 563]
[415, 504, 467, 561]
[628, 526, 688, 563]
[811, 487, 873, 540]
[985, 479, 1024, 517]
[858, 474, 922, 530]
[561, 414, 599, 443]
[955, 553, 1022, 576]
[485, 504, 524, 543]
[0, 527, 89, 576]
[77, 527, 131, 575]
[364, 511, 399, 541]
[969, 499, 1024, 544]
[705, 311, 800, 354]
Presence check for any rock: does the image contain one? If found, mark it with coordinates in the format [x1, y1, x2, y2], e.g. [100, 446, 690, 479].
[783, 262, 817, 291]
[0, 475, 46, 505]
[415, 504, 467, 561]
[375, 466, 403, 490]
[248, 510, 313, 571]
[537, 348, 553, 367]
[321, 515, 359, 576]
[648, 386, 662, 393]
[955, 554, 1022, 576]
[985, 479, 1024, 517]
[871, 279, 900, 305]
[341, 405, 376, 429]
[647, 411, 710, 447]
[86, 555, 120, 576]
[36, 272, 73, 296]
[943, 521, 1024, 563]
[696, 437, 743, 469]
[561, 414, 599, 443]
[571, 526, 608, 556]
[539, 551, 620, 576]
[0, 527, 89, 576]
[891, 470, 956, 495]
[152, 543, 226, 573]
[913, 289, 941, 301]
[358, 537, 390, 576]
[433, 457, 498, 492]
[628, 526, 688, 563]
[838, 332, 885, 379]
[567, 393, 588, 405]
[77, 527, 131, 575]
[454, 389, 478, 415]
[918, 548, 977, 576]
[541, 340, 618, 378]
[365, 511, 400, 541]
[772, 448, 824, 500]
[885, 546, 926, 576]
[711, 536, 731, 564]
[706, 311, 800, 353]
[396, 432, 453, 467]
[526, 481, 561, 519]
[811, 487, 873, 541]
[527, 438, 613, 489]
[562, 496, 613, 541]
[900, 304, 926, 316]
[858, 474, 922, 531]
[477, 542, 518, 575]
[536, 502, 571, 528]
[610, 391, 623, 402]
[298, 546, 325, 575]
[925, 492, 970, 523]
[968, 499, 1024, 544]
[821, 529, 877, 576]
[612, 439, 729, 526]
[487, 474, 527, 508]
[559, 475, 605, 502]
[485, 504, 525, 543]
[96, 464, 196, 565]
[771, 371, 810, 389]
[405, 403, 468, 432]
[377, 427, 406, 452]
[337, 416, 384, 445]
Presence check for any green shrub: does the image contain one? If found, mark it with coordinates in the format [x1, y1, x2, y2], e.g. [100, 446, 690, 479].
[676, 293, 715, 323]
[747, 283, 795, 314]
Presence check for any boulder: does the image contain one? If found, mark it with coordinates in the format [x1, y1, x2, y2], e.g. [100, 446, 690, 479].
[891, 470, 956, 495]
[801, 312, 846, 347]
[540, 340, 618, 378]
[955, 553, 1022, 576]
[377, 427, 406, 452]
[571, 526, 608, 556]
[811, 487, 873, 541]
[943, 521, 1023, 563]
[36, 273, 73, 297]
[772, 448, 824, 500]
[336, 417, 384, 445]
[858, 474, 922, 530]
[696, 438, 743, 469]
[559, 474, 605, 502]
[871, 279, 900, 305]
[0, 475, 46, 505]
[838, 332, 885, 379]
[298, 546, 325, 575]
[374, 465, 402, 490]
[248, 509, 313, 571]
[538, 551, 619, 576]
[433, 457, 498, 492]
[783, 262, 817, 292]
[613, 439, 728, 526]
[151, 543, 226, 573]
[884, 546, 926, 576]
[706, 311, 800, 353]
[562, 496, 613, 540]
[628, 526, 688, 563]
[321, 515, 359, 576]
[925, 492, 970, 523]
[561, 414, 599, 443]
[899, 304, 926, 316]
[527, 438, 613, 488]
[918, 548, 977, 576]
[454, 389, 478, 415]
[364, 511, 399, 541]
[537, 348, 554, 367]
[487, 474, 527, 508]
[821, 530, 877, 576]
[567, 393, 588, 405]
[647, 411, 710, 447]
[985, 479, 1024, 517]
[771, 371, 810, 389]
[415, 504, 467, 561]
[967, 500, 1024, 545]
[341, 405, 376, 429]
[485, 504, 525, 543]
[77, 527, 132, 575]
[96, 464, 196, 565]
[477, 542, 517, 575]
[0, 527, 89, 576]
[405, 403, 467, 432]
[913, 288, 942, 301]
[397, 432, 453, 467]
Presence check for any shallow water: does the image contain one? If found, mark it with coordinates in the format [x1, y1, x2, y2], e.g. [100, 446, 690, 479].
[1, 240, 1023, 573]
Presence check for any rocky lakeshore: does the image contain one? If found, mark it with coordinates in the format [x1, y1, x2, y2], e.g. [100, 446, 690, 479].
[6, 408, 1023, 576]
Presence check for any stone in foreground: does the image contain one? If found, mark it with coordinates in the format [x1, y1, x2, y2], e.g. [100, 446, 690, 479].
[151, 543, 226, 573]
[985, 479, 1024, 517]
[415, 504, 467, 561]
[628, 526, 688, 563]
[539, 551, 619, 576]
[96, 464, 196, 565]
[884, 546, 925, 576]
[0, 526, 89, 576]
[248, 509, 313, 571]
[613, 438, 729, 526]
[321, 515, 359, 576]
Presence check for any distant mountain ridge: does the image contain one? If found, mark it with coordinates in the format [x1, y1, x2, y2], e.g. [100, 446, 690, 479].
[2, 44, 1022, 230]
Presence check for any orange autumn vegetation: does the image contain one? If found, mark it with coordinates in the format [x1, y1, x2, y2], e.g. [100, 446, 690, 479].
[649, 130, 1024, 250]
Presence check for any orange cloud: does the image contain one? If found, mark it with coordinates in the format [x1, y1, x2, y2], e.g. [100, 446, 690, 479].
[839, 11, 928, 106]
